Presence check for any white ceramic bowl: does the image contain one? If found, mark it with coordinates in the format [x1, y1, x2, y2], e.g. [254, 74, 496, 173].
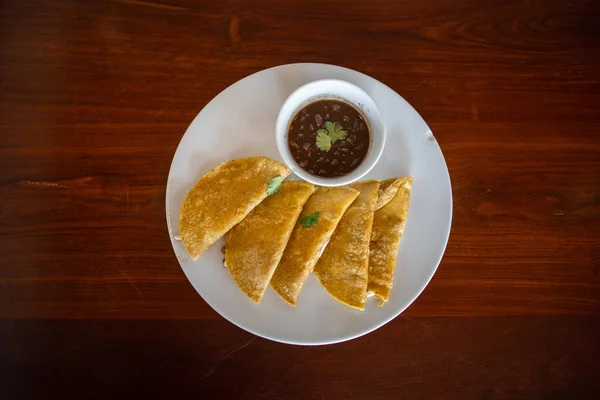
[276, 79, 386, 186]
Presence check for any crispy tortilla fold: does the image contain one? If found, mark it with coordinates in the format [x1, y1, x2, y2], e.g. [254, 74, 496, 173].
[270, 186, 359, 306]
[313, 180, 380, 310]
[225, 181, 315, 303]
[368, 176, 412, 305]
[180, 156, 290, 260]
[374, 178, 405, 210]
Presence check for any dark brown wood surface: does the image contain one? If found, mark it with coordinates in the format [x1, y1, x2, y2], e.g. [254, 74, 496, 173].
[1, 0, 599, 398]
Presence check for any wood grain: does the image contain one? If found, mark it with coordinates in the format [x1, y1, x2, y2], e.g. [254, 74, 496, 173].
[1, 0, 600, 397]
[1, 317, 599, 399]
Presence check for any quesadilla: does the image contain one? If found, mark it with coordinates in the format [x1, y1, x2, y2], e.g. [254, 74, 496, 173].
[180, 156, 290, 260]
[368, 176, 412, 305]
[313, 180, 380, 309]
[225, 181, 315, 303]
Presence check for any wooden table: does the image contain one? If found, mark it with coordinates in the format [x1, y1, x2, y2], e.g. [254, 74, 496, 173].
[1, 0, 599, 398]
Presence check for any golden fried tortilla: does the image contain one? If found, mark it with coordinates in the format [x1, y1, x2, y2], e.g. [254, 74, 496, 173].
[368, 176, 412, 305]
[180, 156, 290, 260]
[225, 181, 315, 303]
[270, 186, 359, 306]
[313, 180, 380, 310]
[374, 178, 405, 210]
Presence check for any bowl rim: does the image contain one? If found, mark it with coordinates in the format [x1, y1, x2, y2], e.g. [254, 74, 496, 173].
[276, 79, 386, 187]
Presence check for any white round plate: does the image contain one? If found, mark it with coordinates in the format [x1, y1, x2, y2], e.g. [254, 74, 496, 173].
[166, 63, 452, 345]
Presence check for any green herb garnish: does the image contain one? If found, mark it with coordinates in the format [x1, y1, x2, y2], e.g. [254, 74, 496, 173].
[316, 130, 332, 152]
[267, 176, 283, 196]
[315, 121, 347, 152]
[300, 211, 320, 228]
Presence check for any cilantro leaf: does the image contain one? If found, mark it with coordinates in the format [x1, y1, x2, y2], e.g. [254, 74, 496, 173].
[300, 211, 320, 228]
[324, 121, 335, 135]
[316, 129, 332, 152]
[315, 121, 347, 151]
[327, 121, 347, 143]
[267, 176, 283, 196]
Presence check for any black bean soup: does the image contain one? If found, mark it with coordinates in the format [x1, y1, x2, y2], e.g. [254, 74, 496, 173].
[287, 99, 370, 177]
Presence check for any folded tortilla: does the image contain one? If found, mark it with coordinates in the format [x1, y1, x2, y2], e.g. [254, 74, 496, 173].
[368, 176, 412, 305]
[180, 156, 290, 260]
[270, 186, 359, 306]
[225, 181, 315, 303]
[374, 178, 405, 210]
[313, 180, 380, 310]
